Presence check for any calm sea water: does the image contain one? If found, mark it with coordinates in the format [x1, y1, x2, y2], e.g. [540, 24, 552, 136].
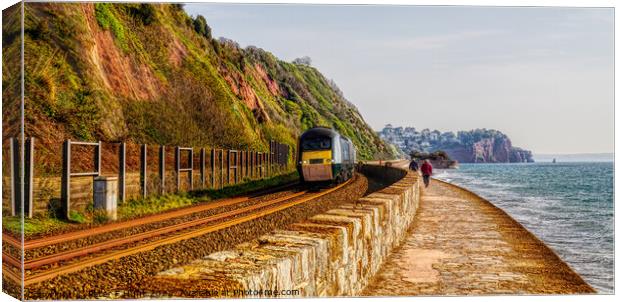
[434, 162, 614, 293]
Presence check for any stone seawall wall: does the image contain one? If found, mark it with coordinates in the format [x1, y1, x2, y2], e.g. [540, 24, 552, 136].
[149, 165, 420, 297]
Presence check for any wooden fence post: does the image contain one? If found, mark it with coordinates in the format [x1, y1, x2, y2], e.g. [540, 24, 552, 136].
[210, 148, 215, 189]
[226, 150, 231, 186]
[239, 150, 243, 183]
[200, 148, 206, 188]
[9, 138, 17, 216]
[25, 137, 34, 218]
[141, 144, 147, 199]
[252, 151, 256, 179]
[188, 148, 194, 191]
[175, 146, 180, 192]
[245, 150, 249, 179]
[96, 140, 102, 176]
[220, 149, 224, 188]
[119, 142, 126, 202]
[258, 152, 262, 178]
[61, 139, 71, 219]
[159, 145, 165, 194]
[269, 141, 273, 176]
[250, 150, 253, 177]
[235, 151, 239, 184]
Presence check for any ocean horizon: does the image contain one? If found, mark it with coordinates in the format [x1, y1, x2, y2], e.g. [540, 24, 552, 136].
[533, 153, 614, 163]
[434, 162, 614, 293]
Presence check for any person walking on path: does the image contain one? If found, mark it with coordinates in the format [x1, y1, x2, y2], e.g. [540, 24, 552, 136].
[409, 159, 419, 172]
[421, 159, 433, 188]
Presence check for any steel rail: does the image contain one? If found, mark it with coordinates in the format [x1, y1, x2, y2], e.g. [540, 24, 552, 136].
[2, 182, 299, 250]
[2, 264, 22, 285]
[21, 179, 351, 286]
[21, 191, 308, 269]
[2, 252, 21, 267]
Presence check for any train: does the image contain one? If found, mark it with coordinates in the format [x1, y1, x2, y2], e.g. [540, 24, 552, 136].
[297, 127, 357, 184]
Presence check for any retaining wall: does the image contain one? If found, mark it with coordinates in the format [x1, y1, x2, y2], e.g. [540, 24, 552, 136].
[150, 165, 420, 298]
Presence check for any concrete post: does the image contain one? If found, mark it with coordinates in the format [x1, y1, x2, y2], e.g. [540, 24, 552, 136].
[94, 176, 118, 221]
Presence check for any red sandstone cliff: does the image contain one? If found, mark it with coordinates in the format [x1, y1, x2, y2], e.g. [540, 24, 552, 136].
[443, 137, 533, 163]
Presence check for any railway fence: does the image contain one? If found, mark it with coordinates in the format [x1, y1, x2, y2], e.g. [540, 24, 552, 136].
[3, 138, 292, 219]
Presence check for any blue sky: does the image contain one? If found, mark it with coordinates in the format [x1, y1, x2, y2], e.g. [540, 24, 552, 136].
[184, 4, 614, 154]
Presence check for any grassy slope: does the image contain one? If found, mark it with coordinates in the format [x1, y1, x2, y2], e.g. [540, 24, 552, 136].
[3, 3, 397, 174]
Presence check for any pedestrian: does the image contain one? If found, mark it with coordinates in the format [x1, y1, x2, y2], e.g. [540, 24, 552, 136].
[409, 159, 419, 172]
[421, 159, 433, 188]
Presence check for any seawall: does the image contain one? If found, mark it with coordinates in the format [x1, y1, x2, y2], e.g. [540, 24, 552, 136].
[145, 165, 419, 297]
[362, 176, 595, 295]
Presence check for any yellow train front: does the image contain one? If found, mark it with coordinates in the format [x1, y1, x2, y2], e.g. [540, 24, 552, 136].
[297, 127, 357, 184]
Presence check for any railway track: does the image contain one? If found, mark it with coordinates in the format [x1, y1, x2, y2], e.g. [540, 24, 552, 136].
[2, 179, 351, 287]
[2, 181, 300, 250]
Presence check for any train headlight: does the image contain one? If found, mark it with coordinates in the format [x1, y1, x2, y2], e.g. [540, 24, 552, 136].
[331, 159, 335, 163]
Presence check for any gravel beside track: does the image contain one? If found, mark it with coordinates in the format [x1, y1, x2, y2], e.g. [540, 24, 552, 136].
[23, 191, 309, 274]
[3, 182, 299, 243]
[3, 239, 22, 260]
[24, 190, 299, 259]
[2, 277, 22, 299]
[22, 174, 368, 300]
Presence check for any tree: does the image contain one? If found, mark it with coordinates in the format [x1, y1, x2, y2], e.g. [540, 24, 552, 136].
[292, 56, 312, 66]
[193, 15, 212, 39]
[127, 4, 157, 25]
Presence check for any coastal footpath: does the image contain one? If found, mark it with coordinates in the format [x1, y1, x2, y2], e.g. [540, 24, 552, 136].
[363, 178, 594, 295]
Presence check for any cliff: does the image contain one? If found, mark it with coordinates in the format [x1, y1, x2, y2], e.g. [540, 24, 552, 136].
[442, 137, 534, 163]
[379, 126, 534, 163]
[2, 2, 397, 171]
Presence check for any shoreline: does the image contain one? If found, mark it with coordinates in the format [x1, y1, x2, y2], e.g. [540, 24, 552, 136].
[363, 173, 595, 295]
[435, 178, 595, 292]
[433, 162, 613, 293]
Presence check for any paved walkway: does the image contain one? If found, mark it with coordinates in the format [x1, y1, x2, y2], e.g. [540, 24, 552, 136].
[362, 178, 594, 296]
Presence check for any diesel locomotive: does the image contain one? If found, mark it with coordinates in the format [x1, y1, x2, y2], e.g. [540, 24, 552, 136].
[297, 127, 357, 184]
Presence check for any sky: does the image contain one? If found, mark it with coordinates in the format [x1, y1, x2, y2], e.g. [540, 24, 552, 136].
[184, 4, 614, 154]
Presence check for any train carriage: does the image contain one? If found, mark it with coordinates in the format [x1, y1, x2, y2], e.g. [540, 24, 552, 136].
[297, 127, 356, 183]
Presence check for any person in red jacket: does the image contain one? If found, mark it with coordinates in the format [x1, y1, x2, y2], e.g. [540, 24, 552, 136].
[420, 159, 433, 188]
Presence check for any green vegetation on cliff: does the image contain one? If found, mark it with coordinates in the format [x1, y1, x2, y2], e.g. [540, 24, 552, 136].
[3, 3, 397, 170]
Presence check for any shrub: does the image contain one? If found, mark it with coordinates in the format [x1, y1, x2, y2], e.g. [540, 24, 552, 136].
[193, 15, 212, 39]
[68, 210, 86, 223]
[92, 209, 110, 224]
[292, 56, 312, 66]
[127, 4, 157, 25]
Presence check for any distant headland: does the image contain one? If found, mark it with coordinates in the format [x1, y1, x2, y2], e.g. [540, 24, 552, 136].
[378, 125, 534, 163]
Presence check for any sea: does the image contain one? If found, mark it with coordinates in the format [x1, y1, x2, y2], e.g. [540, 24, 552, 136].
[434, 162, 614, 293]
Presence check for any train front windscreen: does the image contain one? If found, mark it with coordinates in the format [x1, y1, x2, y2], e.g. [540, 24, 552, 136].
[301, 137, 331, 151]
